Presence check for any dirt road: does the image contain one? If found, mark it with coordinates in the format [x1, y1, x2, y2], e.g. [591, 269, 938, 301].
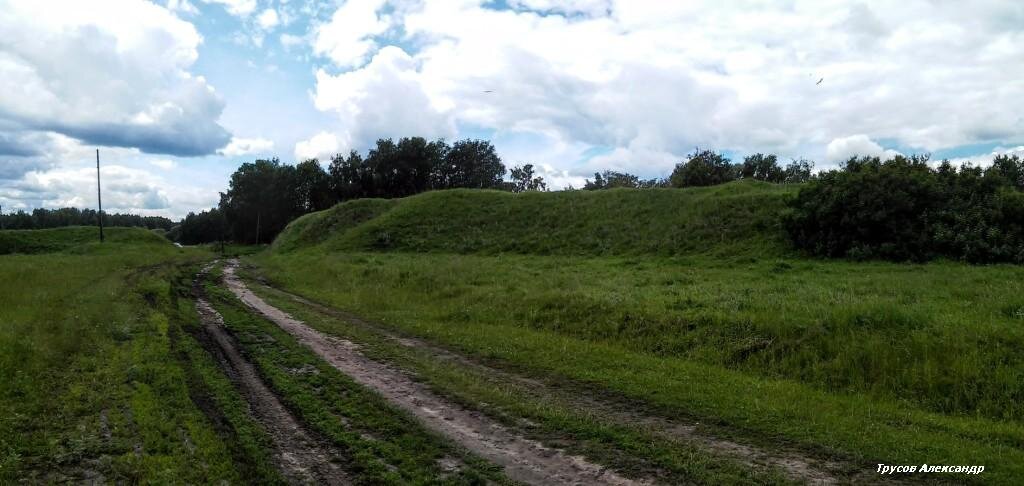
[194, 265, 350, 485]
[222, 260, 643, 486]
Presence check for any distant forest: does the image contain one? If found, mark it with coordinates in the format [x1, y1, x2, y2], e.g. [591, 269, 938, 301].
[0, 207, 173, 232]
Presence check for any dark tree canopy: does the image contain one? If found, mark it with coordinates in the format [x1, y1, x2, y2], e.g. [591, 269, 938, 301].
[0, 207, 172, 231]
[583, 170, 666, 190]
[785, 154, 1024, 263]
[509, 164, 548, 192]
[739, 153, 784, 182]
[669, 150, 737, 187]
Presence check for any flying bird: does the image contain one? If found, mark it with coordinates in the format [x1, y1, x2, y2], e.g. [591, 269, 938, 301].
[483, 90, 494, 93]
[816, 77, 823, 85]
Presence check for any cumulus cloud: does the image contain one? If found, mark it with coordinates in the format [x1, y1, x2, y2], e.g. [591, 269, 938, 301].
[0, 0, 231, 156]
[312, 46, 456, 153]
[166, 0, 199, 16]
[313, 0, 392, 68]
[304, 1, 1024, 177]
[825, 135, 903, 164]
[217, 137, 275, 157]
[7, 165, 170, 213]
[294, 131, 340, 161]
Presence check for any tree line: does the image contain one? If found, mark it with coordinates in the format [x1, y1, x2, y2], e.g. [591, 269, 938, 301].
[176, 142, 820, 245]
[0, 207, 173, 231]
[178, 137, 532, 245]
[579, 150, 815, 189]
[785, 154, 1024, 263]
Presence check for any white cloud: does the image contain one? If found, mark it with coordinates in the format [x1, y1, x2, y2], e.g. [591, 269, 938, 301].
[825, 135, 903, 164]
[257, 8, 279, 30]
[294, 131, 340, 161]
[312, 46, 456, 153]
[313, 0, 392, 68]
[305, 1, 1024, 178]
[280, 33, 304, 50]
[166, 0, 199, 15]
[200, 0, 256, 17]
[150, 159, 177, 170]
[0, 0, 231, 156]
[217, 136, 275, 157]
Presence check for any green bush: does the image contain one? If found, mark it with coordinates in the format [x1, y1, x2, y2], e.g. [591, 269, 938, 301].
[785, 155, 1024, 263]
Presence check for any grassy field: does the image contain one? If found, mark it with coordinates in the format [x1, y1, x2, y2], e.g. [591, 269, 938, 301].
[253, 182, 1024, 483]
[0, 227, 250, 481]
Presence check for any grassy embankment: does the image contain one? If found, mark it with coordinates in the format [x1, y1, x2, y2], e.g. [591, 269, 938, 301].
[256, 181, 1024, 483]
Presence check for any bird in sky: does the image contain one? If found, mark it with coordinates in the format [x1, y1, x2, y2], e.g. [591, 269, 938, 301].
[483, 90, 494, 93]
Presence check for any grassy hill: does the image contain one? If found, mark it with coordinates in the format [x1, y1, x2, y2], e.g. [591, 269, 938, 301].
[0, 226, 170, 255]
[273, 180, 796, 257]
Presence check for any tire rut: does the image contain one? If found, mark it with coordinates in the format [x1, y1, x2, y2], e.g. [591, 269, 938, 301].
[193, 264, 350, 485]
[244, 265, 854, 485]
[222, 260, 643, 486]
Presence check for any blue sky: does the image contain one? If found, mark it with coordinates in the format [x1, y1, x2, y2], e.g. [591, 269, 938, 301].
[1, 0, 1022, 218]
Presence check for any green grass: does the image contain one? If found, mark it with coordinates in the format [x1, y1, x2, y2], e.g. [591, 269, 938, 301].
[0, 226, 169, 254]
[275, 180, 794, 257]
[0, 233, 262, 481]
[200, 265, 506, 485]
[259, 182, 1024, 482]
[243, 278, 797, 485]
[252, 251, 1024, 483]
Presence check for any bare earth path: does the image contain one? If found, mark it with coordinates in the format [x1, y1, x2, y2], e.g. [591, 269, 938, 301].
[222, 260, 642, 486]
[194, 265, 350, 485]
[243, 264, 856, 485]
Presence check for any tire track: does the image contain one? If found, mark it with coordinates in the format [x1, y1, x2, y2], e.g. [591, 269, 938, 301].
[222, 260, 643, 486]
[193, 265, 349, 485]
[245, 266, 852, 485]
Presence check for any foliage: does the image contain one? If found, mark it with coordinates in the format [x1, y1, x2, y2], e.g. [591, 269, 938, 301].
[739, 153, 783, 182]
[219, 138, 510, 244]
[782, 158, 814, 183]
[509, 164, 548, 192]
[785, 154, 1024, 263]
[583, 170, 666, 190]
[219, 158, 299, 245]
[177, 208, 227, 245]
[0, 207, 173, 231]
[669, 149, 737, 187]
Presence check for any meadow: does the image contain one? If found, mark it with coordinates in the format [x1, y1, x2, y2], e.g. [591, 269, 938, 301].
[251, 181, 1024, 483]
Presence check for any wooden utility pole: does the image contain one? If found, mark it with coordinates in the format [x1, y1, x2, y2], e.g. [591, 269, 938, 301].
[96, 149, 104, 242]
[255, 212, 260, 246]
[1, 204, 4, 230]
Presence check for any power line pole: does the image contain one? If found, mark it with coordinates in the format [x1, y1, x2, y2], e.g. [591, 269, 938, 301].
[1, 204, 4, 230]
[255, 211, 260, 246]
[96, 149, 104, 242]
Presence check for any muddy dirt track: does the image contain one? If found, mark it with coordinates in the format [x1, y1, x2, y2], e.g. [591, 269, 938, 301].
[222, 260, 643, 486]
[193, 265, 350, 485]
[256, 278, 848, 485]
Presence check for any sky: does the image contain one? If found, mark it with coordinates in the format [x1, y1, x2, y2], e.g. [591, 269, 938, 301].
[0, 0, 1022, 219]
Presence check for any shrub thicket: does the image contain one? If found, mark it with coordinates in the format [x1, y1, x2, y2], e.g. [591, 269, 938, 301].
[785, 154, 1024, 263]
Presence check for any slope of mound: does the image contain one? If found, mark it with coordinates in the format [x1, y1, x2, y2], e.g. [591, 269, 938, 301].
[273, 199, 398, 252]
[0, 226, 170, 255]
[274, 180, 796, 257]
